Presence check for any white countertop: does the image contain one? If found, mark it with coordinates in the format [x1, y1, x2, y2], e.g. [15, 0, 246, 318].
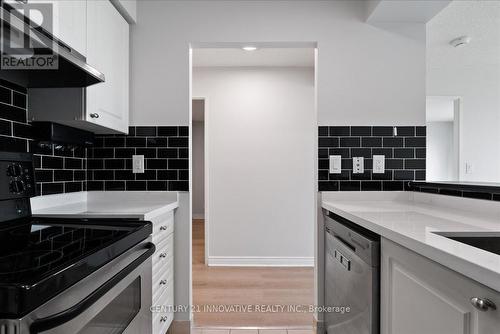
[321, 191, 500, 292]
[31, 191, 179, 220]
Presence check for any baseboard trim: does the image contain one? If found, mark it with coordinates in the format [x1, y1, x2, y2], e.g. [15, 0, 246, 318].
[207, 256, 314, 267]
[192, 213, 205, 220]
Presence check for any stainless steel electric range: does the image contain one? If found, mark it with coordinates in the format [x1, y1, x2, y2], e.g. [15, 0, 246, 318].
[0, 151, 154, 334]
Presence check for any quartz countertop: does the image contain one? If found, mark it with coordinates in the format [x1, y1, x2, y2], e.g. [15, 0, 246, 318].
[321, 191, 500, 292]
[31, 191, 179, 220]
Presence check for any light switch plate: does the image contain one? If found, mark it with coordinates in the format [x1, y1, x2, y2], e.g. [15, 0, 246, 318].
[373, 155, 385, 174]
[329, 155, 342, 174]
[132, 155, 145, 173]
[353, 157, 364, 174]
[465, 162, 473, 174]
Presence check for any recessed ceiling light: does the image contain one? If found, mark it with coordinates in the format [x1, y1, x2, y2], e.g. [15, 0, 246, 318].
[242, 46, 258, 51]
[449, 36, 471, 48]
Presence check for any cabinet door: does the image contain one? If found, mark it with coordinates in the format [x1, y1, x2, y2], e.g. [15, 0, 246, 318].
[5, 0, 87, 56]
[381, 238, 500, 334]
[50, 0, 87, 56]
[86, 0, 129, 134]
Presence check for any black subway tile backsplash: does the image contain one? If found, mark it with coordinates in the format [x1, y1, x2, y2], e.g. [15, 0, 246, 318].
[158, 126, 178, 137]
[396, 126, 415, 137]
[382, 137, 403, 147]
[351, 126, 371, 136]
[3, 109, 90, 197]
[416, 126, 426, 136]
[405, 137, 426, 147]
[318, 125, 426, 192]
[135, 126, 157, 137]
[0, 103, 27, 123]
[340, 181, 361, 191]
[0, 120, 11, 136]
[329, 126, 350, 136]
[409, 182, 500, 202]
[318, 126, 329, 137]
[12, 91, 27, 109]
[372, 126, 393, 136]
[126, 180, 147, 191]
[87, 126, 189, 191]
[361, 181, 382, 191]
[41, 182, 64, 195]
[0, 86, 11, 104]
[0, 80, 189, 195]
[361, 137, 382, 147]
[394, 148, 414, 159]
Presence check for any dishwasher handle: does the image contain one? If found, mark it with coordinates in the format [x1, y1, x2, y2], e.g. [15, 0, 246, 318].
[324, 212, 380, 267]
[327, 229, 357, 252]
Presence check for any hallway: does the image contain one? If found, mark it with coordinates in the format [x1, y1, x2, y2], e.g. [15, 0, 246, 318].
[192, 219, 315, 328]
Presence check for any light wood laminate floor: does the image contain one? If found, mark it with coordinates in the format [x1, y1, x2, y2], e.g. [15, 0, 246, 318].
[192, 219, 314, 327]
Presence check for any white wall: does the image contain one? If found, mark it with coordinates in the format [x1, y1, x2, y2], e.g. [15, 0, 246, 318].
[426, 121, 454, 181]
[192, 121, 204, 218]
[193, 67, 315, 265]
[130, 0, 426, 126]
[426, 1, 500, 182]
[427, 67, 500, 182]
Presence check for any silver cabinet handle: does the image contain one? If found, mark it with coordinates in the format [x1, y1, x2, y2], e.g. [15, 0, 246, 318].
[159, 252, 167, 258]
[160, 226, 168, 231]
[470, 297, 497, 311]
[160, 279, 168, 285]
[89, 113, 99, 118]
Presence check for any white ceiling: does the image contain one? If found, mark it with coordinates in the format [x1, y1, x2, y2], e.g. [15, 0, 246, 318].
[426, 97, 455, 122]
[192, 48, 315, 67]
[367, 0, 451, 23]
[427, 0, 500, 70]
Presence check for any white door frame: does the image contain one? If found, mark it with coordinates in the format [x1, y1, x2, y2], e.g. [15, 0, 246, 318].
[191, 96, 210, 265]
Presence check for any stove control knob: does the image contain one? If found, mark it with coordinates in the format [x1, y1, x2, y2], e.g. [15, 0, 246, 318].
[7, 164, 23, 177]
[10, 180, 25, 194]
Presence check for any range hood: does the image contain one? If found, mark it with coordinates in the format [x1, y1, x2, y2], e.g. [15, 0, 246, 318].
[0, 1, 104, 88]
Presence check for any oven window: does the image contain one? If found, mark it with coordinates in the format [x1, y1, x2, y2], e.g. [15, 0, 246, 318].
[77, 277, 141, 334]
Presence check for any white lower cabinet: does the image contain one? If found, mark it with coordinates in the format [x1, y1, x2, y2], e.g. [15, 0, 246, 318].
[150, 210, 175, 334]
[381, 238, 500, 334]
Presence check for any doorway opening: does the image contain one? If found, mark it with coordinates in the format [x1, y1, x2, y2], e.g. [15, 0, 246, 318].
[426, 96, 460, 181]
[190, 45, 317, 329]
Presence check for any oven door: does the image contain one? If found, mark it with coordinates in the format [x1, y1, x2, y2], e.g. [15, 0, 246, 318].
[25, 240, 154, 334]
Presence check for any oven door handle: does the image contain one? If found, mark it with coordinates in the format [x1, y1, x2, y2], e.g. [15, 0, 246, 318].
[29, 242, 156, 334]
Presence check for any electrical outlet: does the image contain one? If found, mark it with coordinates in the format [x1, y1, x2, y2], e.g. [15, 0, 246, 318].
[132, 155, 144, 173]
[352, 157, 364, 174]
[373, 155, 385, 174]
[329, 155, 342, 174]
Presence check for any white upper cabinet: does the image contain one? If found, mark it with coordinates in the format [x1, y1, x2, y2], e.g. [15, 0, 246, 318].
[51, 0, 87, 56]
[8, 0, 88, 56]
[86, 0, 129, 134]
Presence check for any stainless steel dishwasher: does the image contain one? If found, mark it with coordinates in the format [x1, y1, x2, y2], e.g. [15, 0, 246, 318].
[324, 210, 380, 334]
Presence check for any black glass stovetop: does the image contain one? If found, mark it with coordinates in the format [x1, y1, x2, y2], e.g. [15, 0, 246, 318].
[0, 217, 152, 318]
